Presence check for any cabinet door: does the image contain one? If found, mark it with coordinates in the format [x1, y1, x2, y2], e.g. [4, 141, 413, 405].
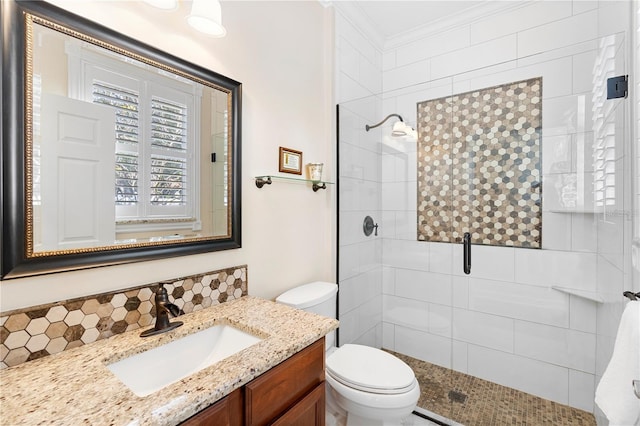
[180, 388, 242, 426]
[245, 338, 325, 426]
[271, 382, 325, 426]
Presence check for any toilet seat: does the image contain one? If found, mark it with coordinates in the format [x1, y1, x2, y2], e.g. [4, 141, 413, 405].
[326, 344, 416, 395]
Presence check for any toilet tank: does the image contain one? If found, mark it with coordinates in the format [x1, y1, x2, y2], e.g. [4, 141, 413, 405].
[276, 282, 338, 348]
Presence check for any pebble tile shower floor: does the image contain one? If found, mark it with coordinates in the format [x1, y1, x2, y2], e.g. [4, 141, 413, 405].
[387, 351, 596, 426]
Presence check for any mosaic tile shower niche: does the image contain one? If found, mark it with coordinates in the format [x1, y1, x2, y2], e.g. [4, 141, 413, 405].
[417, 77, 542, 248]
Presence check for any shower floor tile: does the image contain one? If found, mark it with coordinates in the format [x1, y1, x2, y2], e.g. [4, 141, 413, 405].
[387, 350, 596, 426]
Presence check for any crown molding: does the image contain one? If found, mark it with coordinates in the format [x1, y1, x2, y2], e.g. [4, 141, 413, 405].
[323, 1, 534, 52]
[325, 0, 386, 50]
[383, 1, 532, 50]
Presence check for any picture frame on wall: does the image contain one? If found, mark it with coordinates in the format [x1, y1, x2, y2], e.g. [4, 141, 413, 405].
[279, 147, 302, 175]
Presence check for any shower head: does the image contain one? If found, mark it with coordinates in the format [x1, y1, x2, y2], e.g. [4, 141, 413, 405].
[391, 121, 411, 137]
[365, 113, 417, 139]
[365, 113, 403, 132]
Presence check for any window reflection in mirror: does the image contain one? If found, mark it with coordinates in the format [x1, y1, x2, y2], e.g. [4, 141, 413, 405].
[30, 21, 229, 253]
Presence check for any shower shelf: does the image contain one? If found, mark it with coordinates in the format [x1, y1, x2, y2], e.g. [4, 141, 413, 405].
[254, 175, 334, 192]
[549, 209, 601, 214]
[551, 286, 604, 303]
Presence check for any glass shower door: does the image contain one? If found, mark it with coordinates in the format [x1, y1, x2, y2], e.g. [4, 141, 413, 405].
[337, 26, 630, 424]
[427, 35, 627, 424]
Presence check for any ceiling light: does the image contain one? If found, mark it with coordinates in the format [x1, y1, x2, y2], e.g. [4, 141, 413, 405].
[187, 0, 227, 37]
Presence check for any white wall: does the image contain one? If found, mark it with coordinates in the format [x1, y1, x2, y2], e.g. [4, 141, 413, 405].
[0, 1, 336, 311]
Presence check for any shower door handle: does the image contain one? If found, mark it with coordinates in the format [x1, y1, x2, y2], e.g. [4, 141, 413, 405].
[463, 232, 471, 275]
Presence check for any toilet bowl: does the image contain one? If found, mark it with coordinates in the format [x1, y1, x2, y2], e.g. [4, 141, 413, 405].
[276, 282, 420, 426]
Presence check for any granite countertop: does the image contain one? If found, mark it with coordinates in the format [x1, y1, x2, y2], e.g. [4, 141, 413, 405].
[0, 296, 338, 425]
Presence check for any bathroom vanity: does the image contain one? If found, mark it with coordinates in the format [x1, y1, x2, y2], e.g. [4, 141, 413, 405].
[0, 297, 337, 425]
[182, 338, 325, 425]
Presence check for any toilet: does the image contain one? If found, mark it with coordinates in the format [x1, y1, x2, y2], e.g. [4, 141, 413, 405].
[276, 282, 420, 426]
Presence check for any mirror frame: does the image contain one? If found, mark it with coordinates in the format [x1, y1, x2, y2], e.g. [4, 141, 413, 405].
[1, 0, 242, 279]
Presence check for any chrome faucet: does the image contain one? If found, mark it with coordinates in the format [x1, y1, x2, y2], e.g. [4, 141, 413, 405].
[140, 282, 184, 337]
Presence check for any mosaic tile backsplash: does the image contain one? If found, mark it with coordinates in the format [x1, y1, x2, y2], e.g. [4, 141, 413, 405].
[0, 265, 247, 369]
[417, 77, 542, 248]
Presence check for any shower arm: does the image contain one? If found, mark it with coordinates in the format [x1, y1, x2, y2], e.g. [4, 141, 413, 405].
[365, 114, 404, 132]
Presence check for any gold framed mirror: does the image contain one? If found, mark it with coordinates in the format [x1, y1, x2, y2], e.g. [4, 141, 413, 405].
[1, 0, 242, 279]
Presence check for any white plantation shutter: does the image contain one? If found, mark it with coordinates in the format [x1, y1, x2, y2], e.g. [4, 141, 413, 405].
[115, 153, 139, 205]
[150, 97, 188, 207]
[88, 79, 195, 221]
[92, 81, 140, 206]
[68, 45, 200, 227]
[592, 35, 618, 209]
[92, 81, 139, 145]
[150, 97, 188, 151]
[150, 155, 187, 206]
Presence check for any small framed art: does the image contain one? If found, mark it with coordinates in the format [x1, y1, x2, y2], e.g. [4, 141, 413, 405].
[279, 147, 302, 175]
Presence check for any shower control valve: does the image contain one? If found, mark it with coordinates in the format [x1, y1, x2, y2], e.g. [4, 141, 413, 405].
[363, 216, 378, 237]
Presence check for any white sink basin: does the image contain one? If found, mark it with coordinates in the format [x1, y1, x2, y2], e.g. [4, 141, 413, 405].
[107, 324, 263, 397]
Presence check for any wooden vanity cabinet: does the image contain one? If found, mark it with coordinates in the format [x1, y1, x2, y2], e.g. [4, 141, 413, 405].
[245, 338, 325, 426]
[180, 338, 325, 426]
[181, 388, 243, 426]
[269, 382, 325, 426]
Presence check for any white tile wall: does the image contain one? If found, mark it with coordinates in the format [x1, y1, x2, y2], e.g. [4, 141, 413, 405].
[513, 320, 596, 373]
[469, 2, 572, 46]
[569, 295, 598, 334]
[467, 345, 570, 404]
[569, 369, 596, 412]
[541, 211, 572, 250]
[514, 249, 597, 290]
[468, 278, 570, 327]
[452, 276, 469, 309]
[339, 267, 381, 316]
[431, 35, 517, 81]
[382, 239, 430, 271]
[338, 177, 379, 212]
[337, 73, 374, 105]
[382, 321, 395, 349]
[395, 325, 452, 368]
[395, 269, 452, 305]
[428, 242, 453, 275]
[336, 8, 385, 347]
[451, 245, 515, 281]
[384, 60, 430, 92]
[382, 181, 416, 212]
[396, 27, 469, 68]
[517, 10, 598, 58]
[394, 211, 418, 241]
[452, 308, 514, 353]
[353, 323, 382, 348]
[337, 0, 634, 415]
[451, 340, 468, 373]
[383, 295, 428, 332]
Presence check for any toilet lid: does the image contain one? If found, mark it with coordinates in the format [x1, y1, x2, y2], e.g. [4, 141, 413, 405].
[326, 344, 416, 395]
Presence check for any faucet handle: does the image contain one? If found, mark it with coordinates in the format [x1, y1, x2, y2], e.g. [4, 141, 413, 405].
[141, 281, 184, 337]
[166, 304, 184, 317]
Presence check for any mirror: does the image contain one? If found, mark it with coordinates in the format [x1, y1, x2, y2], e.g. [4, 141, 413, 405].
[1, 0, 242, 279]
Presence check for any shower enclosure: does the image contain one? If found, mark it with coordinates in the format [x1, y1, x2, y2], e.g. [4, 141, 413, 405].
[337, 26, 635, 424]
